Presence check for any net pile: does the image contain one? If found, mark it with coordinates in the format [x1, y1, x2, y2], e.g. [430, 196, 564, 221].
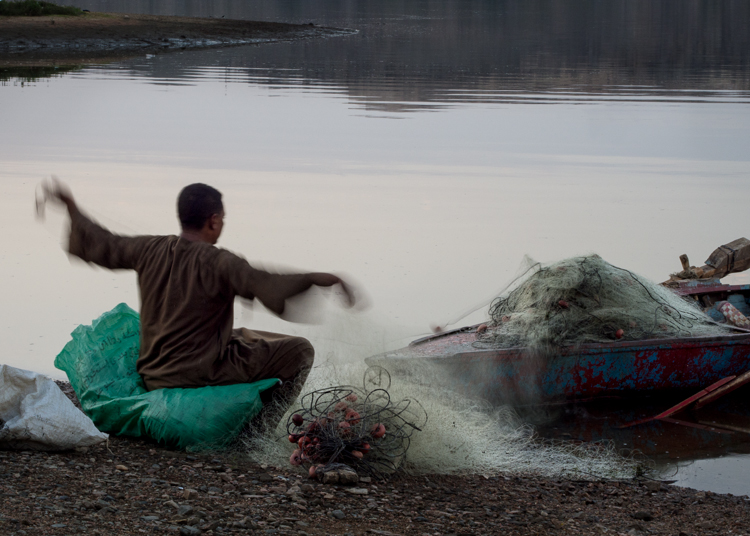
[246, 359, 644, 481]
[477, 255, 730, 354]
[284, 367, 426, 478]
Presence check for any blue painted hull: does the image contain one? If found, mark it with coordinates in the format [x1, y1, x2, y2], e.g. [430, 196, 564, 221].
[367, 331, 750, 404]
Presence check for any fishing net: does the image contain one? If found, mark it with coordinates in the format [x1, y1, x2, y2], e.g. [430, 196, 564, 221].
[284, 367, 426, 479]
[401, 386, 648, 479]
[241, 311, 647, 481]
[476, 255, 731, 355]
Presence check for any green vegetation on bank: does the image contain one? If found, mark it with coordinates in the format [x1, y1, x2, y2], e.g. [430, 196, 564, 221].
[0, 0, 83, 16]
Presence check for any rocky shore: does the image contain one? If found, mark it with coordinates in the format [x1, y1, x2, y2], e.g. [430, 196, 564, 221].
[0, 12, 352, 64]
[2, 436, 749, 536]
[0, 384, 746, 536]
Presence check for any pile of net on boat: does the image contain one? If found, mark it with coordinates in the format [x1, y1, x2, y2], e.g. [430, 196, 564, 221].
[475, 255, 732, 355]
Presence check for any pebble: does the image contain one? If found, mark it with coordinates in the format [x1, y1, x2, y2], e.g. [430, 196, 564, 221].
[179, 526, 202, 536]
[331, 509, 346, 519]
[202, 520, 220, 531]
[178, 504, 194, 516]
[320, 467, 358, 485]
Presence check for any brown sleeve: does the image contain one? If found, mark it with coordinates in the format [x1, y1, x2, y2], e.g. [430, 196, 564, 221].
[217, 251, 315, 316]
[67, 208, 150, 271]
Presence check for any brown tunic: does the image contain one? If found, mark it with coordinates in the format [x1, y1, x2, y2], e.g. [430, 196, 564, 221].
[68, 209, 315, 391]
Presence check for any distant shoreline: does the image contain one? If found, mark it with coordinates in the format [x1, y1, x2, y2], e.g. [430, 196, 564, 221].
[0, 12, 352, 65]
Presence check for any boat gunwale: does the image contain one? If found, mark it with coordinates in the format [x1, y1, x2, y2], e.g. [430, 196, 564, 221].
[675, 283, 750, 296]
[383, 331, 750, 362]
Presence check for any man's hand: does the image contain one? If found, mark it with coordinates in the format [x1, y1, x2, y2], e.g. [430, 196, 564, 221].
[38, 176, 77, 217]
[309, 272, 357, 307]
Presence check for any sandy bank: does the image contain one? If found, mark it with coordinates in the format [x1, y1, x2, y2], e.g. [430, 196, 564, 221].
[0, 12, 352, 65]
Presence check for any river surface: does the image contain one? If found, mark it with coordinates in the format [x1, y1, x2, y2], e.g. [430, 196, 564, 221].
[2, 0, 750, 493]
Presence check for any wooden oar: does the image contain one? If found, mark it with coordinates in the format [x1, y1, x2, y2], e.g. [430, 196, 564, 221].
[694, 370, 750, 409]
[619, 375, 736, 428]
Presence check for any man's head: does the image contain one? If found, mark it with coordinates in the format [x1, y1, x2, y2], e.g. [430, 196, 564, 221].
[177, 183, 224, 244]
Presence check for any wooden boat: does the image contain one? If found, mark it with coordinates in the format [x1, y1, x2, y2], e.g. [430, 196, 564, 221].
[368, 244, 750, 405]
[368, 275, 750, 405]
[366, 327, 750, 405]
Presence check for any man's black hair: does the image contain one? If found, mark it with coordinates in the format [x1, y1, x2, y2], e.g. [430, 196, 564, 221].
[177, 183, 223, 230]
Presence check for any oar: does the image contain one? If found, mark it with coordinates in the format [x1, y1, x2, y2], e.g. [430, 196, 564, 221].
[694, 369, 750, 410]
[619, 375, 737, 428]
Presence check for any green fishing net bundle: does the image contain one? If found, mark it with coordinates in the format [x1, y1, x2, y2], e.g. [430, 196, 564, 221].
[477, 255, 730, 355]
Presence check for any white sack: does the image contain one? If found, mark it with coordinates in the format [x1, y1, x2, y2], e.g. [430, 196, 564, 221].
[0, 364, 108, 450]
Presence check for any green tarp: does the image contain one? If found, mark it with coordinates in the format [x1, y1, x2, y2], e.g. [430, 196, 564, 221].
[55, 303, 279, 450]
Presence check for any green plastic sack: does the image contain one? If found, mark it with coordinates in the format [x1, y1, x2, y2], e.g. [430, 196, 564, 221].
[55, 303, 279, 450]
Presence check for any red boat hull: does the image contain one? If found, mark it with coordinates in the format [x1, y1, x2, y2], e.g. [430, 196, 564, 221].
[367, 331, 750, 404]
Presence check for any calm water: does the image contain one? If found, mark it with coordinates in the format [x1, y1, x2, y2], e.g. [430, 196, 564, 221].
[533, 390, 750, 496]
[2, 0, 750, 491]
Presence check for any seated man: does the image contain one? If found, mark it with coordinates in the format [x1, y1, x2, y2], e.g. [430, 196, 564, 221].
[44, 181, 357, 429]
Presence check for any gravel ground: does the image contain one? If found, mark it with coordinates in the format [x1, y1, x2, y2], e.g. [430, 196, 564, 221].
[2, 440, 750, 536]
[0, 383, 748, 536]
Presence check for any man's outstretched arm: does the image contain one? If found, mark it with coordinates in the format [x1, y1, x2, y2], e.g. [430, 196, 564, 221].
[222, 255, 358, 317]
[40, 179, 148, 271]
[308, 272, 357, 308]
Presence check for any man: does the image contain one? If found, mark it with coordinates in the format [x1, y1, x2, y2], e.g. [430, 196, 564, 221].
[43, 181, 357, 428]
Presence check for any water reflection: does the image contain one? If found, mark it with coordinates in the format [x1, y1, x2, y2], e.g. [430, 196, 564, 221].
[534, 388, 750, 495]
[6, 0, 749, 111]
[0, 65, 83, 84]
[65, 60, 750, 109]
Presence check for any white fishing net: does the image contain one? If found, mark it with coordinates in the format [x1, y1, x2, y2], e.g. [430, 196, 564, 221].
[399, 381, 642, 479]
[240, 271, 670, 480]
[477, 254, 731, 355]
[244, 357, 644, 480]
